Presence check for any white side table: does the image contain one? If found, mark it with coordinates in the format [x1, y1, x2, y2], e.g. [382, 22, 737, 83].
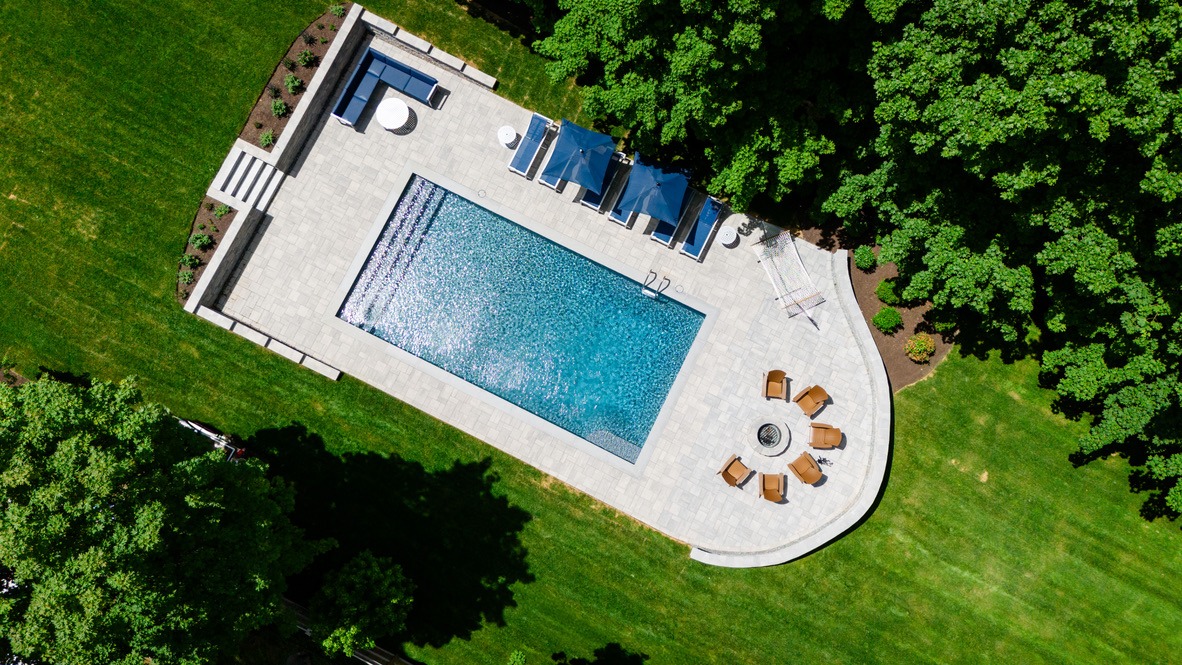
[376, 98, 410, 131]
[498, 125, 519, 148]
[717, 225, 739, 248]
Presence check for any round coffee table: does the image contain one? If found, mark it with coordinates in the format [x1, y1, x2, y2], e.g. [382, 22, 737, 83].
[498, 124, 519, 148]
[376, 98, 410, 131]
[717, 225, 739, 248]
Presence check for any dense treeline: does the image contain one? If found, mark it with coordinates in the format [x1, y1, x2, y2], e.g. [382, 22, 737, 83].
[532, 0, 1182, 518]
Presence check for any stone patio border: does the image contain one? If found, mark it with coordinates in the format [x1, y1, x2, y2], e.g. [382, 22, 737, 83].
[323, 162, 719, 474]
[689, 250, 892, 567]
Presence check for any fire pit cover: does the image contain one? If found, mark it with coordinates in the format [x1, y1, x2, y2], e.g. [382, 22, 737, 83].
[757, 423, 782, 448]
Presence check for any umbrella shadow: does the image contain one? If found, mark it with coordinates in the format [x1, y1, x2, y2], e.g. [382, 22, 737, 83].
[244, 425, 534, 648]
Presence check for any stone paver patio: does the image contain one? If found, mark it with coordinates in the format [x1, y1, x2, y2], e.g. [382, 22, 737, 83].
[212, 28, 890, 567]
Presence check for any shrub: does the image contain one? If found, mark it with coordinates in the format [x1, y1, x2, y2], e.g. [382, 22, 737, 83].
[317, 22, 325, 29]
[296, 50, 318, 68]
[303, 33, 316, 45]
[178, 270, 196, 285]
[205, 202, 214, 211]
[329, 23, 337, 31]
[253, 121, 263, 129]
[197, 223, 206, 231]
[875, 278, 900, 305]
[283, 57, 296, 71]
[268, 84, 282, 99]
[853, 245, 876, 271]
[284, 73, 303, 95]
[213, 204, 230, 219]
[179, 254, 200, 269]
[320, 37, 329, 44]
[904, 332, 936, 363]
[508, 651, 526, 665]
[259, 129, 275, 148]
[189, 233, 214, 251]
[271, 99, 289, 118]
[872, 306, 903, 334]
[329, 3, 346, 18]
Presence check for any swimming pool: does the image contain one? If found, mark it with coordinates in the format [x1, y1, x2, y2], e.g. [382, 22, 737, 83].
[338, 176, 705, 462]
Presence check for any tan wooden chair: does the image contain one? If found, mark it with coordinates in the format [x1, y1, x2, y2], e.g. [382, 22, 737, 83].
[792, 384, 830, 417]
[758, 472, 785, 502]
[762, 370, 788, 400]
[788, 452, 823, 485]
[808, 423, 843, 449]
[717, 454, 753, 487]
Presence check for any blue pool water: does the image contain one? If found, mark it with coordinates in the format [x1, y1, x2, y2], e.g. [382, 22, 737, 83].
[338, 176, 705, 462]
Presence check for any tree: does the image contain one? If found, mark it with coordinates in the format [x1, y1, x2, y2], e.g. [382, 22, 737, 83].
[309, 550, 413, 657]
[0, 377, 314, 664]
[535, 0, 877, 209]
[825, 0, 1182, 511]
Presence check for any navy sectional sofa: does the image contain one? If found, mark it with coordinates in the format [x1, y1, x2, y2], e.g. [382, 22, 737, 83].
[332, 47, 439, 127]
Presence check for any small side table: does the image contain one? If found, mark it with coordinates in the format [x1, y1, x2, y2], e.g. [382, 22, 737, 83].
[498, 125, 519, 148]
[376, 98, 410, 132]
[717, 225, 739, 248]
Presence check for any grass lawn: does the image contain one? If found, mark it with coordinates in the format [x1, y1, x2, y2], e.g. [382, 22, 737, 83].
[0, 1, 1179, 664]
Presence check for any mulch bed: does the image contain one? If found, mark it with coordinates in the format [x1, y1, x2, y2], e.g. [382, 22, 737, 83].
[176, 196, 237, 305]
[797, 228, 954, 392]
[239, 4, 353, 151]
[848, 251, 953, 391]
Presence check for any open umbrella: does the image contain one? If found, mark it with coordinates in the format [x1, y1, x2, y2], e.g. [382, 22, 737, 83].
[614, 158, 689, 223]
[539, 120, 617, 194]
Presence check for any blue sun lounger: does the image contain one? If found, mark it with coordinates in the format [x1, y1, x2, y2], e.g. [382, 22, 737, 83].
[580, 152, 626, 212]
[680, 197, 724, 261]
[508, 114, 553, 179]
[538, 154, 563, 190]
[609, 200, 637, 227]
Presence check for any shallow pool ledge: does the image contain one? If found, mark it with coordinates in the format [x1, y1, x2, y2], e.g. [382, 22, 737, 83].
[689, 249, 893, 568]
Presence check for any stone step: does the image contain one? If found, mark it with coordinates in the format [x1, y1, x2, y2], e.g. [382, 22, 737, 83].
[208, 145, 285, 213]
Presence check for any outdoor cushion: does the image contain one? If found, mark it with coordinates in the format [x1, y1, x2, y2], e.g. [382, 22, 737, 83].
[366, 58, 386, 77]
[681, 198, 723, 260]
[380, 67, 412, 91]
[355, 71, 381, 101]
[402, 77, 437, 105]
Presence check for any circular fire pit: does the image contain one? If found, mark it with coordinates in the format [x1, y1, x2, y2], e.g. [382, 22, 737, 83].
[747, 416, 791, 457]
[757, 423, 782, 448]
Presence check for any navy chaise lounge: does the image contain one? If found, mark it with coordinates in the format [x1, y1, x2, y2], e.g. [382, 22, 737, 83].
[333, 47, 439, 127]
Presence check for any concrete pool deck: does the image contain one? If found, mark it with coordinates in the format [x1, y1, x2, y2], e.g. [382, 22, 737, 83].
[209, 24, 891, 567]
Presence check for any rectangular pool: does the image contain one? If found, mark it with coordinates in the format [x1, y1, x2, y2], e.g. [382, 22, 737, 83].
[338, 175, 705, 462]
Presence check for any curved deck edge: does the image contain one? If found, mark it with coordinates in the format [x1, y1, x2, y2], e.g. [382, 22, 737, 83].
[688, 248, 893, 568]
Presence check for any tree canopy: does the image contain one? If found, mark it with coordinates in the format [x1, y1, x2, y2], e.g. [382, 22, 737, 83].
[0, 378, 314, 665]
[309, 550, 413, 657]
[536, 0, 1182, 518]
[825, 0, 1181, 513]
[535, 0, 877, 209]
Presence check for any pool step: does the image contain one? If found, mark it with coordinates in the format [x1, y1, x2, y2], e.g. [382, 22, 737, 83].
[341, 177, 446, 324]
[208, 144, 285, 213]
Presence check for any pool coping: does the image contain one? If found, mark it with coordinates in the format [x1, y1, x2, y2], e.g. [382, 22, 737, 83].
[321, 163, 719, 476]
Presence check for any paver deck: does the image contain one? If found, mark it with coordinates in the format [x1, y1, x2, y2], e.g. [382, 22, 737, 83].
[216, 33, 890, 566]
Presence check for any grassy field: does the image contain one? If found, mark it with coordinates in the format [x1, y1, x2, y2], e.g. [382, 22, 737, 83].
[1, 1, 1179, 664]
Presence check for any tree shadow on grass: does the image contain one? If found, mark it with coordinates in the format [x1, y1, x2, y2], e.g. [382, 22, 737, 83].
[551, 643, 649, 664]
[243, 425, 534, 648]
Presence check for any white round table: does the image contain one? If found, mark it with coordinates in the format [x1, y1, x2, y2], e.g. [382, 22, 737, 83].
[376, 98, 410, 131]
[498, 124, 519, 148]
[717, 225, 739, 248]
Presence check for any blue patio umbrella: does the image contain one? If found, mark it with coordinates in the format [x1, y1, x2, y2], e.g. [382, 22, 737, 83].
[614, 158, 689, 224]
[539, 120, 617, 193]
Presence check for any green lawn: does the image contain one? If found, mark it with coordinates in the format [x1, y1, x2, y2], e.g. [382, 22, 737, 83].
[1, 1, 1179, 664]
